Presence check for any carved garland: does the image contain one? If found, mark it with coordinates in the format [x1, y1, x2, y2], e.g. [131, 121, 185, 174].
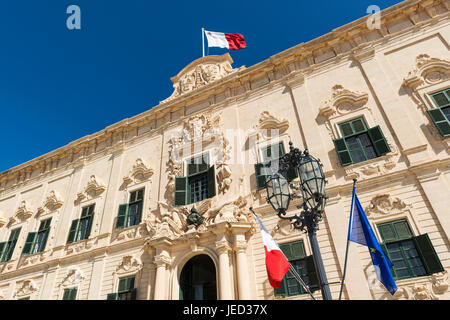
[61, 267, 85, 288]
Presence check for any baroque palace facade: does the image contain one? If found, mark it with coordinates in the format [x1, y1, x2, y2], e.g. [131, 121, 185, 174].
[0, 0, 450, 300]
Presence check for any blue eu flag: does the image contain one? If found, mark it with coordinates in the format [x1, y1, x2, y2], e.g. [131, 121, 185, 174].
[348, 185, 397, 295]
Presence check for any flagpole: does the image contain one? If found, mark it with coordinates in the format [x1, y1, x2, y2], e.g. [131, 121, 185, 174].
[338, 178, 357, 300]
[202, 28, 205, 57]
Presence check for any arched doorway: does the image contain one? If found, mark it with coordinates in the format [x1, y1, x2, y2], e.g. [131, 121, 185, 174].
[179, 254, 217, 300]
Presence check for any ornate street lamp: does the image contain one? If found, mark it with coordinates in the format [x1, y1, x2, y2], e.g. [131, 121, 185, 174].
[265, 141, 332, 300]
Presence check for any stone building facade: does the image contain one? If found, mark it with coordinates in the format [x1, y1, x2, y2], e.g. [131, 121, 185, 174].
[0, 0, 449, 300]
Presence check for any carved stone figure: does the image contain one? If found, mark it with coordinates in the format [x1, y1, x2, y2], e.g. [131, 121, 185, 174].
[187, 207, 205, 226]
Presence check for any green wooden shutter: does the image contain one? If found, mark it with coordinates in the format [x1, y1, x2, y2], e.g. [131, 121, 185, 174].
[255, 163, 270, 189]
[116, 204, 128, 229]
[274, 277, 288, 297]
[393, 220, 412, 240]
[413, 234, 444, 275]
[67, 219, 79, 244]
[0, 242, 6, 261]
[367, 126, 391, 156]
[106, 293, 119, 300]
[427, 108, 450, 137]
[130, 288, 137, 300]
[280, 241, 306, 261]
[62, 289, 71, 300]
[333, 138, 352, 166]
[69, 288, 78, 300]
[207, 165, 216, 199]
[84, 207, 95, 239]
[305, 255, 320, 292]
[39, 230, 50, 253]
[22, 233, 37, 254]
[174, 176, 188, 206]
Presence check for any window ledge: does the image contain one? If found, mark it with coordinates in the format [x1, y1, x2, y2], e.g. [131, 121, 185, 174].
[65, 237, 96, 255]
[342, 152, 397, 181]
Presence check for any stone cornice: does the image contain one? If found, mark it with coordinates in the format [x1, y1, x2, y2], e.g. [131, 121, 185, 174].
[0, 0, 447, 189]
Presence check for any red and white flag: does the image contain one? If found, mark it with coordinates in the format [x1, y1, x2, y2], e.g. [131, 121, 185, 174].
[204, 30, 247, 50]
[253, 213, 290, 289]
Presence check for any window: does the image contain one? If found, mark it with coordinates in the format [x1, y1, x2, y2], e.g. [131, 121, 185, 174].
[22, 219, 51, 255]
[274, 240, 319, 297]
[254, 143, 297, 190]
[333, 117, 390, 166]
[428, 88, 450, 137]
[174, 153, 216, 206]
[106, 276, 137, 300]
[116, 189, 144, 229]
[67, 204, 95, 244]
[378, 219, 444, 280]
[62, 288, 78, 300]
[0, 228, 21, 262]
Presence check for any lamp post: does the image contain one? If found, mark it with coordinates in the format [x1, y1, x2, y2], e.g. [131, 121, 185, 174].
[265, 141, 332, 300]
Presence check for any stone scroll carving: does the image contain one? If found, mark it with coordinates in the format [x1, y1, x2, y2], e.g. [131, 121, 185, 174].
[76, 175, 106, 201]
[123, 158, 154, 185]
[115, 255, 143, 275]
[403, 54, 450, 92]
[318, 84, 369, 119]
[37, 190, 63, 215]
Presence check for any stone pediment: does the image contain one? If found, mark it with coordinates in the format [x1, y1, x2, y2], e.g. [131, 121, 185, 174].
[163, 53, 239, 102]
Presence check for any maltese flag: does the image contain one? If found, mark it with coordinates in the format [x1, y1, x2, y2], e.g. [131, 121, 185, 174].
[204, 30, 247, 50]
[253, 212, 290, 289]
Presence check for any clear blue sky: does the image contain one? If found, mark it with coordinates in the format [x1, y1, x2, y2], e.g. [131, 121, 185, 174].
[0, 0, 403, 172]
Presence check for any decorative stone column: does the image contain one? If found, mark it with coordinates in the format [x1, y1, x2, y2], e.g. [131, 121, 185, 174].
[231, 223, 252, 300]
[153, 253, 171, 300]
[215, 237, 233, 300]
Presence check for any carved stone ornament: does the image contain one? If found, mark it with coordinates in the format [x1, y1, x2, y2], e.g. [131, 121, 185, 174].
[256, 111, 290, 133]
[319, 84, 369, 118]
[206, 196, 251, 225]
[14, 279, 38, 298]
[65, 238, 97, 255]
[403, 54, 450, 90]
[165, 112, 232, 205]
[77, 175, 106, 201]
[163, 54, 236, 102]
[37, 190, 63, 215]
[0, 210, 6, 228]
[61, 267, 84, 287]
[271, 218, 296, 239]
[365, 194, 412, 216]
[123, 158, 154, 185]
[12, 200, 33, 223]
[115, 223, 149, 242]
[392, 271, 449, 300]
[116, 255, 143, 274]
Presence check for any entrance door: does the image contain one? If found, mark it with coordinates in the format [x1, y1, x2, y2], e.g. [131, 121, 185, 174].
[179, 254, 217, 300]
